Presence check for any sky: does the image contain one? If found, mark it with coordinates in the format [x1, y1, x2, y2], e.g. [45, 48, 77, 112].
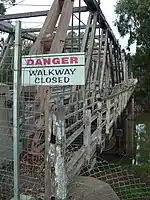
[5, 0, 136, 53]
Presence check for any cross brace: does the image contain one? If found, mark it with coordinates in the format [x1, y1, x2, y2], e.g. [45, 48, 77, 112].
[21, 25, 102, 33]
[0, 6, 88, 21]
[84, 0, 119, 46]
[0, 21, 36, 41]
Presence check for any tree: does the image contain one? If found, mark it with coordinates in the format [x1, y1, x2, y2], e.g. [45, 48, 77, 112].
[115, 0, 150, 47]
[0, 0, 15, 14]
[115, 0, 150, 110]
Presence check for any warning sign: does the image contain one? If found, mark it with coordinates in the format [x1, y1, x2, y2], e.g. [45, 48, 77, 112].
[21, 52, 85, 86]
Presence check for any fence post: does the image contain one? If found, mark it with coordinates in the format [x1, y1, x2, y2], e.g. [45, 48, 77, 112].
[45, 96, 53, 199]
[13, 21, 21, 200]
[84, 109, 91, 163]
[45, 103, 67, 200]
[55, 104, 67, 199]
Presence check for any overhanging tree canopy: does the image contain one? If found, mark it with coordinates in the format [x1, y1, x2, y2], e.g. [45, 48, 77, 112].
[115, 0, 150, 110]
[115, 0, 150, 47]
[0, 0, 15, 14]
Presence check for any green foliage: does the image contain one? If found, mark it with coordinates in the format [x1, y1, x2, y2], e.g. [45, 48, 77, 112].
[115, 0, 150, 110]
[0, 0, 15, 14]
[127, 164, 150, 185]
[128, 47, 150, 109]
[0, 3, 5, 14]
[115, 0, 150, 47]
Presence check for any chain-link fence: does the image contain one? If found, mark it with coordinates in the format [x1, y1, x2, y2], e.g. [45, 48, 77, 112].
[80, 157, 150, 200]
[0, 33, 14, 200]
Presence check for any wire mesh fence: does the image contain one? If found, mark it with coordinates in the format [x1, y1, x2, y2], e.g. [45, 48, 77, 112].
[80, 157, 150, 200]
[0, 40, 14, 200]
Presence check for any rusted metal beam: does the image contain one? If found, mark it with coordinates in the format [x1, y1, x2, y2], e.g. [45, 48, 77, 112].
[25, 0, 75, 199]
[84, 0, 119, 46]
[22, 25, 98, 33]
[83, 0, 98, 11]
[50, 0, 75, 53]
[0, 21, 36, 41]
[0, 6, 88, 21]
[29, 0, 63, 54]
[22, 25, 90, 33]
[84, 12, 97, 81]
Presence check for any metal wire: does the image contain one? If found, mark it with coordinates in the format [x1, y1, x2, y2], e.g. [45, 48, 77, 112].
[80, 157, 150, 200]
[6, 0, 26, 9]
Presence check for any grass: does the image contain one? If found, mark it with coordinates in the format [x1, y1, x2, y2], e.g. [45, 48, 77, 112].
[126, 164, 150, 185]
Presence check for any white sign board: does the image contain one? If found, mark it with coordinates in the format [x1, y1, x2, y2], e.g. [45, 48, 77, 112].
[21, 52, 85, 86]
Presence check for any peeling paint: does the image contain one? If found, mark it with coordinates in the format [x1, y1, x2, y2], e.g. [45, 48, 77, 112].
[46, 105, 67, 199]
[55, 145, 67, 199]
[55, 119, 67, 199]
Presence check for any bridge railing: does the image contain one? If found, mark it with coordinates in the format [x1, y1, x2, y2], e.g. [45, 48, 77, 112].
[64, 78, 137, 179]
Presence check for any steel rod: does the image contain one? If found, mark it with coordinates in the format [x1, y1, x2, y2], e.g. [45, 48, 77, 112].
[13, 20, 21, 200]
[0, 6, 88, 21]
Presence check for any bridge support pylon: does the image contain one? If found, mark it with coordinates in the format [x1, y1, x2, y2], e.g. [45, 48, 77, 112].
[116, 96, 135, 157]
[125, 96, 135, 157]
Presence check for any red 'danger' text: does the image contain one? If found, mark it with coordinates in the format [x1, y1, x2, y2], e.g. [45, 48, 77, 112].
[25, 56, 78, 66]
